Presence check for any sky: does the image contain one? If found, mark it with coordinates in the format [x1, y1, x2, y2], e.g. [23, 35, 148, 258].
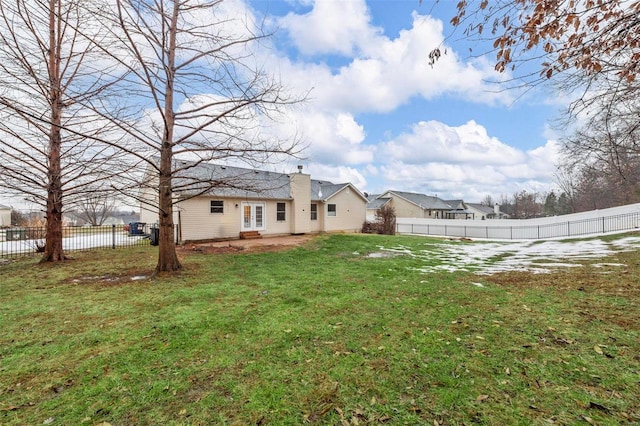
[1, 0, 567, 212]
[243, 0, 565, 202]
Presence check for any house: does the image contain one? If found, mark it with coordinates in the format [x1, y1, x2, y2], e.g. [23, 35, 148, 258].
[365, 194, 391, 221]
[367, 192, 509, 220]
[139, 161, 368, 243]
[466, 203, 509, 219]
[0, 204, 11, 227]
[443, 199, 474, 219]
[367, 191, 451, 219]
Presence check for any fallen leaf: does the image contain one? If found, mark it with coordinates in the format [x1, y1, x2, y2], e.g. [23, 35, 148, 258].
[476, 394, 489, 402]
[594, 345, 603, 355]
[179, 409, 187, 415]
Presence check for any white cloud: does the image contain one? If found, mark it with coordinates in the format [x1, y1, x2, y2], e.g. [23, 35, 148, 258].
[273, 6, 517, 114]
[289, 110, 374, 166]
[375, 121, 561, 200]
[380, 120, 524, 166]
[307, 163, 367, 189]
[278, 0, 384, 56]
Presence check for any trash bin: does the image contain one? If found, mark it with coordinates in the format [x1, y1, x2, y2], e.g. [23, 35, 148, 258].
[149, 226, 159, 246]
[128, 222, 146, 236]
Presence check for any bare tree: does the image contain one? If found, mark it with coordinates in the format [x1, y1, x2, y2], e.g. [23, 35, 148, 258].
[99, 0, 303, 273]
[74, 192, 118, 226]
[0, 0, 130, 262]
[512, 190, 542, 219]
[375, 205, 396, 235]
[480, 194, 494, 207]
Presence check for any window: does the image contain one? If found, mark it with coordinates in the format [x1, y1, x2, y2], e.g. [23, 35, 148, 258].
[210, 200, 224, 214]
[277, 202, 286, 221]
[310, 203, 317, 220]
[327, 204, 336, 216]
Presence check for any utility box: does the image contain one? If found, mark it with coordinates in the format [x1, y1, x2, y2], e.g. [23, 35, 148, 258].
[6, 228, 27, 241]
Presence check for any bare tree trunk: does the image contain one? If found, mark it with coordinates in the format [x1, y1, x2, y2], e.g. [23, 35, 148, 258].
[41, 0, 66, 262]
[155, 1, 181, 273]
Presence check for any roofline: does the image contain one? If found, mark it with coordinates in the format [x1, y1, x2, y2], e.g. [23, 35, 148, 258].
[382, 190, 449, 210]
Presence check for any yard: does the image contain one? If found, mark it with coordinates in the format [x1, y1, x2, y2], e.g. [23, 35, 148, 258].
[1, 233, 639, 425]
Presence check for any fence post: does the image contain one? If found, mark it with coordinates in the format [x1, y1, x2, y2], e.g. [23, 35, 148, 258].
[567, 221, 570, 237]
[602, 217, 605, 234]
[112, 225, 116, 249]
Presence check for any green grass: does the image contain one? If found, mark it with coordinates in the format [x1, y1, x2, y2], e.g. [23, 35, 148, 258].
[1, 233, 639, 425]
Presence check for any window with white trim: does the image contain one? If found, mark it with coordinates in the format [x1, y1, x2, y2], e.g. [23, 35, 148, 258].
[327, 204, 336, 216]
[310, 203, 317, 220]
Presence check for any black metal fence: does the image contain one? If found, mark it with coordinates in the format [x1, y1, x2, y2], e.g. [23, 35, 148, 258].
[0, 223, 176, 259]
[397, 211, 640, 240]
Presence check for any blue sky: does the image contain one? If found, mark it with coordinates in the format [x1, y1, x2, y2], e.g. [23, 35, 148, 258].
[2, 0, 564, 212]
[245, 0, 565, 201]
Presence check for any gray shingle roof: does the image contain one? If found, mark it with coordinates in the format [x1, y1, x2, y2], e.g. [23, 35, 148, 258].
[385, 191, 451, 210]
[367, 197, 391, 210]
[467, 203, 495, 215]
[170, 159, 356, 201]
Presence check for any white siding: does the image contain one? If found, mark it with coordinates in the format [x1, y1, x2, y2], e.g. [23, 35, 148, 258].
[177, 197, 294, 242]
[0, 208, 11, 227]
[323, 187, 366, 232]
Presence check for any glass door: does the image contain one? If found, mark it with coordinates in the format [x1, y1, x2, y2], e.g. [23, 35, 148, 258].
[241, 202, 266, 231]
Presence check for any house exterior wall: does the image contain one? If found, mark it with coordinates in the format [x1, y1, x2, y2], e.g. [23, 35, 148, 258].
[176, 197, 295, 241]
[0, 207, 11, 227]
[139, 188, 159, 226]
[323, 187, 366, 232]
[381, 192, 426, 218]
[290, 172, 311, 234]
[309, 202, 323, 233]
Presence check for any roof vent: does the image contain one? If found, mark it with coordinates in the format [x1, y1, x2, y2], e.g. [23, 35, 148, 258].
[297, 165, 303, 173]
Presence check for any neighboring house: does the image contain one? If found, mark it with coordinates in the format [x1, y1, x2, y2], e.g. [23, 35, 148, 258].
[444, 201, 509, 220]
[139, 161, 368, 242]
[365, 195, 391, 221]
[368, 191, 452, 219]
[0, 204, 11, 227]
[466, 203, 509, 219]
[367, 192, 509, 220]
[443, 199, 474, 219]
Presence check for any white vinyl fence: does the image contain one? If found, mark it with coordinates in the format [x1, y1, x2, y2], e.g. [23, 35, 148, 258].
[397, 203, 640, 240]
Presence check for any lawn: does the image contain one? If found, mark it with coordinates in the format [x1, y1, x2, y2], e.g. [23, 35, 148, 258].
[1, 233, 639, 425]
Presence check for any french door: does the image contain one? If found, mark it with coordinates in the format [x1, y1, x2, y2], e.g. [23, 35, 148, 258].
[241, 202, 265, 231]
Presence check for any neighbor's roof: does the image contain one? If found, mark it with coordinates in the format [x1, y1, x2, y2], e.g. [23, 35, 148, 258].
[444, 199, 466, 210]
[384, 190, 451, 210]
[0, 204, 10, 209]
[466, 203, 495, 215]
[367, 197, 391, 210]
